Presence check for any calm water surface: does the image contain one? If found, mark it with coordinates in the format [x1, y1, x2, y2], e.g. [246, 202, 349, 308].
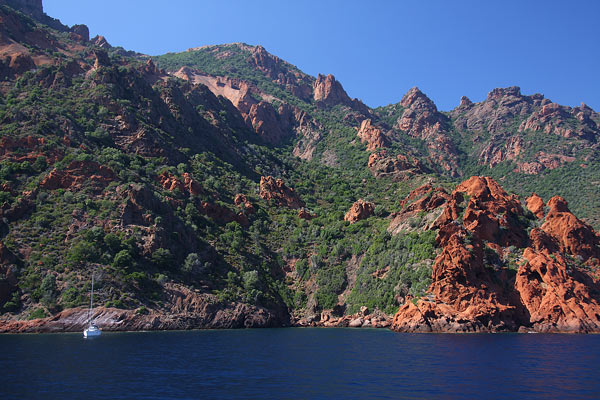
[1, 328, 599, 399]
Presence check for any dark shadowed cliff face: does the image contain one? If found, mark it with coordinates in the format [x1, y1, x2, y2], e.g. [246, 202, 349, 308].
[0, 1, 599, 333]
[1, 0, 43, 18]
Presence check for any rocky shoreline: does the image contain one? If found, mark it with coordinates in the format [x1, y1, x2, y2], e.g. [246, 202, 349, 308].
[2, 305, 599, 334]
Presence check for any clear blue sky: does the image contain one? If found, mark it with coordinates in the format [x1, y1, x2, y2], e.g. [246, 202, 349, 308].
[45, 0, 599, 111]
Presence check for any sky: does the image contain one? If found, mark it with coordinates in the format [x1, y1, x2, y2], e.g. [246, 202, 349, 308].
[44, 0, 600, 111]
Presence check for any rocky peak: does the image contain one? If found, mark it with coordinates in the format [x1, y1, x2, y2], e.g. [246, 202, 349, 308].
[459, 96, 473, 108]
[395, 87, 459, 175]
[313, 73, 352, 107]
[487, 86, 522, 100]
[541, 196, 600, 263]
[250, 45, 282, 79]
[400, 87, 438, 113]
[547, 195, 570, 213]
[246, 45, 313, 101]
[70, 24, 89, 42]
[91, 35, 111, 49]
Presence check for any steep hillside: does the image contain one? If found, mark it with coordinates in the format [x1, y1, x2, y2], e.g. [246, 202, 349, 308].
[157, 47, 600, 229]
[1, 0, 599, 333]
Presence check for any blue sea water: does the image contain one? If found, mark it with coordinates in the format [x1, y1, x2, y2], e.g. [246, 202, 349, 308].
[1, 328, 599, 399]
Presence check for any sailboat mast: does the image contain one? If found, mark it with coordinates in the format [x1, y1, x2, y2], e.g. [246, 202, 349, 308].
[88, 273, 94, 323]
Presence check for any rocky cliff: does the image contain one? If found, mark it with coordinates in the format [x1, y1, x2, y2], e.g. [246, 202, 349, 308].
[391, 177, 600, 333]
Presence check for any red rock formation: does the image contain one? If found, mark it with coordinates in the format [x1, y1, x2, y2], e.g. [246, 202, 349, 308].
[40, 161, 115, 191]
[90, 35, 111, 49]
[298, 208, 315, 220]
[69, 24, 89, 43]
[183, 173, 202, 196]
[367, 151, 425, 180]
[388, 184, 450, 234]
[344, 200, 375, 224]
[397, 87, 459, 175]
[391, 176, 600, 333]
[198, 201, 244, 225]
[234, 194, 256, 215]
[248, 45, 312, 101]
[313, 74, 352, 106]
[526, 193, 545, 219]
[357, 119, 388, 151]
[157, 172, 202, 196]
[244, 101, 287, 144]
[537, 152, 576, 170]
[259, 176, 304, 209]
[399, 87, 447, 140]
[515, 230, 600, 332]
[158, 171, 186, 193]
[0, 136, 61, 164]
[514, 162, 544, 175]
[479, 135, 523, 168]
[279, 104, 323, 160]
[312, 73, 368, 113]
[541, 196, 600, 263]
[393, 223, 526, 332]
[519, 101, 598, 139]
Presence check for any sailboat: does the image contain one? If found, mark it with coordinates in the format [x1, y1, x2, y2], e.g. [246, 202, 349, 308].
[83, 272, 101, 338]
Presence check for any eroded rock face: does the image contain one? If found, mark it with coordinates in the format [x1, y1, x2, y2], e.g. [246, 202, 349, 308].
[449, 87, 599, 173]
[198, 201, 248, 226]
[249, 45, 313, 101]
[479, 135, 523, 168]
[40, 161, 116, 192]
[526, 193, 545, 219]
[244, 101, 288, 144]
[388, 184, 450, 234]
[391, 177, 600, 333]
[312, 73, 368, 114]
[259, 176, 304, 209]
[394, 224, 526, 333]
[357, 119, 388, 151]
[283, 104, 323, 160]
[313, 73, 352, 106]
[70, 24, 89, 42]
[0, 135, 60, 164]
[368, 151, 425, 180]
[541, 196, 600, 262]
[516, 245, 600, 332]
[396, 87, 459, 176]
[520, 102, 599, 140]
[344, 200, 375, 224]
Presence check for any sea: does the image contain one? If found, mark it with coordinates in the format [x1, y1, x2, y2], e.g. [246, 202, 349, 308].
[1, 328, 599, 399]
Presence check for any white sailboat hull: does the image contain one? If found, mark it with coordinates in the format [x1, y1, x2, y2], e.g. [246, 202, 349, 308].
[83, 326, 101, 338]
